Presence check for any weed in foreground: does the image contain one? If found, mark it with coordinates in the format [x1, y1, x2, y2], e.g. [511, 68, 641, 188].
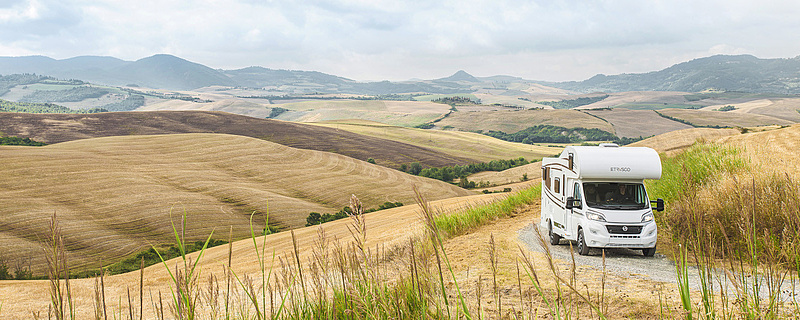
[660, 143, 800, 319]
[152, 206, 215, 320]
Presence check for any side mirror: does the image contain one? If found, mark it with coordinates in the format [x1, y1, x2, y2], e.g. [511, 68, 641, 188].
[651, 198, 664, 212]
[565, 197, 582, 210]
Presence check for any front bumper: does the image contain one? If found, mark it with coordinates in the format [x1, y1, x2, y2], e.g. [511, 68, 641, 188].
[582, 220, 657, 249]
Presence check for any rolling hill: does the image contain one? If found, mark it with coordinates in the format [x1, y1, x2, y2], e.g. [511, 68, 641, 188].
[308, 120, 561, 162]
[656, 108, 793, 128]
[583, 108, 694, 138]
[0, 133, 471, 273]
[548, 55, 800, 94]
[0, 110, 475, 169]
[435, 108, 615, 134]
[0, 55, 234, 90]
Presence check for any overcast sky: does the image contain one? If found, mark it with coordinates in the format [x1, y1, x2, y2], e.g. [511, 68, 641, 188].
[1, 0, 799, 82]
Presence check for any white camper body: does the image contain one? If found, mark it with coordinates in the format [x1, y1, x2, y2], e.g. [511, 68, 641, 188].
[540, 143, 664, 256]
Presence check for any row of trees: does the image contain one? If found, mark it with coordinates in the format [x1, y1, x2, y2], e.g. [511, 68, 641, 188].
[0, 136, 46, 146]
[0, 99, 106, 114]
[399, 157, 530, 184]
[306, 202, 404, 226]
[432, 96, 481, 105]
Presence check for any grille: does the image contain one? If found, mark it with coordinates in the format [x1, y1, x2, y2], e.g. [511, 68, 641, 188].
[610, 235, 641, 239]
[606, 225, 642, 234]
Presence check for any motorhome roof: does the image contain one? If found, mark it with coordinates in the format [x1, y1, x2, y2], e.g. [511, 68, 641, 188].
[557, 145, 662, 180]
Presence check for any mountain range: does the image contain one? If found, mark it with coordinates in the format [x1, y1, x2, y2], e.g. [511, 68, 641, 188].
[547, 54, 800, 94]
[1, 53, 800, 94]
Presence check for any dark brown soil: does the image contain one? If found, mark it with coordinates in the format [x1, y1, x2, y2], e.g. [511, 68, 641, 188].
[0, 110, 474, 168]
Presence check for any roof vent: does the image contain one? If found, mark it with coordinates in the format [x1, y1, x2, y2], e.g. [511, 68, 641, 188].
[599, 143, 619, 148]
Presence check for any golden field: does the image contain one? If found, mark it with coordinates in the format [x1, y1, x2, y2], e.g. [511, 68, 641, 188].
[0, 133, 470, 273]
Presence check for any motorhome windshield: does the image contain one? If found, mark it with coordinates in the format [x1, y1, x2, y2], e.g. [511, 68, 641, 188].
[582, 182, 648, 210]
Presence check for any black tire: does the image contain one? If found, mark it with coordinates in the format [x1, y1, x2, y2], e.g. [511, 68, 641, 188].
[577, 228, 590, 255]
[642, 246, 657, 257]
[549, 221, 561, 245]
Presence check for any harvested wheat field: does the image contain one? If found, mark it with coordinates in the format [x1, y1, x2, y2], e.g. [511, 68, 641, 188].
[309, 120, 560, 163]
[436, 108, 614, 134]
[0, 111, 474, 169]
[468, 161, 543, 187]
[746, 98, 800, 122]
[657, 108, 794, 127]
[0, 192, 506, 317]
[629, 127, 740, 155]
[139, 98, 274, 118]
[584, 108, 693, 138]
[4, 127, 800, 318]
[0, 133, 471, 273]
[718, 124, 800, 176]
[270, 100, 449, 126]
[575, 91, 691, 109]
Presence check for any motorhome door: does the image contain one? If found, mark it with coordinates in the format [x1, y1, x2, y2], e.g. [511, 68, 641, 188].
[568, 181, 584, 237]
[551, 174, 567, 233]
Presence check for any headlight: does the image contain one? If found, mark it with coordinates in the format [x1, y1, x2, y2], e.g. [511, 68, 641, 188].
[587, 211, 606, 222]
[641, 212, 654, 222]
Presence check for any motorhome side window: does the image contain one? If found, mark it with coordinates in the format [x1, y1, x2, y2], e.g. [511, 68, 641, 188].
[583, 182, 648, 210]
[553, 177, 560, 194]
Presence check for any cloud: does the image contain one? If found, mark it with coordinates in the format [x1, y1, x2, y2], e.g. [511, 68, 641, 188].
[0, 0, 82, 39]
[1, 0, 799, 81]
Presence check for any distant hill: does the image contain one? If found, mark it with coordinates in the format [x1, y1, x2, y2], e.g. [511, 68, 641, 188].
[437, 70, 479, 82]
[0, 110, 474, 169]
[0, 55, 473, 93]
[4, 53, 800, 94]
[549, 55, 800, 94]
[113, 54, 236, 89]
[224, 66, 353, 88]
[0, 54, 234, 90]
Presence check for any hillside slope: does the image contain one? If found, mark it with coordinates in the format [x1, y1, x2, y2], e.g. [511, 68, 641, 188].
[551, 54, 800, 94]
[0, 111, 474, 169]
[436, 109, 614, 134]
[0, 133, 471, 273]
[308, 120, 560, 162]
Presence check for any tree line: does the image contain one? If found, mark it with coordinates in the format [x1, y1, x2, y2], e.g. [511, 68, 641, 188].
[0, 136, 46, 146]
[0, 99, 106, 114]
[306, 202, 404, 226]
[399, 157, 530, 185]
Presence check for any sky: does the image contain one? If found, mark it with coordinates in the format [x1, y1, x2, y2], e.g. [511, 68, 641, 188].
[1, 0, 799, 82]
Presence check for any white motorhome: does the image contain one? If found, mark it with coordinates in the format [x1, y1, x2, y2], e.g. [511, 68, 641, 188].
[540, 143, 664, 256]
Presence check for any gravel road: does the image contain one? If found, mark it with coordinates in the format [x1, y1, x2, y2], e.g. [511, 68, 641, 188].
[517, 222, 691, 286]
[518, 222, 800, 301]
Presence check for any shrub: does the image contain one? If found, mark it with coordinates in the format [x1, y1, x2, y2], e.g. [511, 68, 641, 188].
[0, 259, 10, 280]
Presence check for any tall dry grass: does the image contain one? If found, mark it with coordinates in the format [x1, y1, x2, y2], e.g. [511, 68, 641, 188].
[18, 184, 618, 319]
[18, 141, 800, 319]
[649, 142, 800, 319]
